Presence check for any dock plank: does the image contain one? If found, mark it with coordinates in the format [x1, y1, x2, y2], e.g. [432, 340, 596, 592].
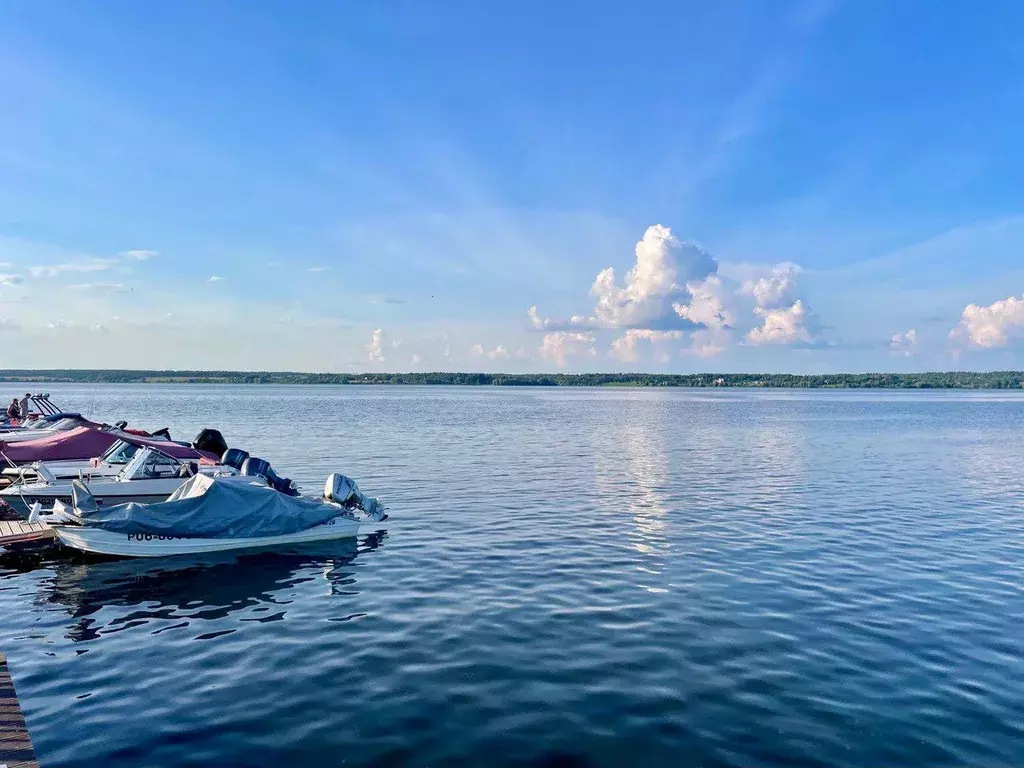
[0, 654, 38, 768]
[0, 522, 54, 547]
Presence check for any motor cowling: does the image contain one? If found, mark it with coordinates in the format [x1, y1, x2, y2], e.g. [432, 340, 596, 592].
[241, 457, 271, 478]
[221, 448, 249, 470]
[193, 428, 228, 458]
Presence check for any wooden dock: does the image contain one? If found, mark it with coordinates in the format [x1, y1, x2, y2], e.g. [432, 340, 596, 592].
[0, 522, 53, 548]
[0, 654, 38, 768]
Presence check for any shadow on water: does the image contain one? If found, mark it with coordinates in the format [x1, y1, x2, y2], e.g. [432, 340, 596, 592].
[0, 531, 388, 643]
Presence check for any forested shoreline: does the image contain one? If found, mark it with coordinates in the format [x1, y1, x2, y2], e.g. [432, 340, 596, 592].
[2, 370, 1024, 388]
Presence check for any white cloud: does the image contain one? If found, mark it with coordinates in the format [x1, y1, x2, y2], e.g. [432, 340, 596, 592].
[472, 343, 512, 360]
[686, 329, 730, 358]
[747, 300, 812, 345]
[411, 353, 422, 365]
[0, 317, 20, 331]
[119, 250, 159, 261]
[673, 275, 734, 330]
[539, 331, 596, 367]
[29, 260, 115, 277]
[207, 276, 225, 282]
[0, 274, 25, 286]
[609, 329, 684, 363]
[741, 262, 800, 308]
[308, 266, 329, 273]
[590, 225, 716, 328]
[528, 306, 544, 330]
[71, 283, 127, 293]
[950, 294, 1024, 349]
[367, 328, 386, 362]
[891, 328, 917, 356]
[527, 305, 602, 332]
[44, 319, 108, 333]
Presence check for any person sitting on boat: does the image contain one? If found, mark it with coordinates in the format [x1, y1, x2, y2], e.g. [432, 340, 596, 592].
[6, 398, 21, 421]
[18, 394, 30, 421]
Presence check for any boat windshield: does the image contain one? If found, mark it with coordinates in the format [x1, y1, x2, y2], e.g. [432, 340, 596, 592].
[120, 448, 183, 481]
[101, 441, 140, 465]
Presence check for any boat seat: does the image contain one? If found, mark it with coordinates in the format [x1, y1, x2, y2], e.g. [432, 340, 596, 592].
[221, 448, 249, 471]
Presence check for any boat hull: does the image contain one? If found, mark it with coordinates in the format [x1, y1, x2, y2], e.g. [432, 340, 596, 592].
[52, 516, 363, 557]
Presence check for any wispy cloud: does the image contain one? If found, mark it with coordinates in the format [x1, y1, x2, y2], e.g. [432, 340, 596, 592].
[29, 259, 115, 277]
[307, 266, 329, 273]
[119, 249, 159, 261]
[71, 283, 129, 293]
[207, 276, 225, 282]
[0, 274, 25, 286]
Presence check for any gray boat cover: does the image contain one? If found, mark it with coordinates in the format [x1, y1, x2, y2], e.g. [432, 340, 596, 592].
[76, 474, 349, 538]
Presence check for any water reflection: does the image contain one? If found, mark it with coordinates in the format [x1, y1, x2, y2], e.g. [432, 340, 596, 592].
[1, 533, 387, 643]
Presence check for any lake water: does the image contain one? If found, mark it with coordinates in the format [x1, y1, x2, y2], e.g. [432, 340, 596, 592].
[2, 384, 1024, 767]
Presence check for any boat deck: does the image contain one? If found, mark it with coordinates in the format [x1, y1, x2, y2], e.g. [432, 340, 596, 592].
[0, 654, 39, 768]
[0, 522, 53, 547]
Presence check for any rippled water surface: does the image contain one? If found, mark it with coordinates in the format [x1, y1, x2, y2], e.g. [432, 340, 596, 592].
[3, 385, 1024, 767]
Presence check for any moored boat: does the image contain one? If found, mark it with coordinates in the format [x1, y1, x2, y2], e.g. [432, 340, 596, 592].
[50, 473, 387, 558]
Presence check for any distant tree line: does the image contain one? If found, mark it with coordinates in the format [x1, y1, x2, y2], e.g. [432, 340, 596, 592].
[2, 369, 1024, 388]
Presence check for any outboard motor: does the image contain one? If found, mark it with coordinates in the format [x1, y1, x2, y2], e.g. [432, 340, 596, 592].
[193, 428, 228, 458]
[241, 457, 271, 478]
[150, 427, 172, 439]
[221, 448, 250, 471]
[265, 466, 298, 496]
[324, 473, 387, 520]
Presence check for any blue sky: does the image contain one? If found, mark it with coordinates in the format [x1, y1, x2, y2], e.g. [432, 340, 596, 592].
[3, 0, 1024, 372]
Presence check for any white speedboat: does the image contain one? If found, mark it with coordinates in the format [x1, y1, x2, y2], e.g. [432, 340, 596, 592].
[3, 433, 199, 485]
[50, 474, 387, 558]
[1, 446, 280, 518]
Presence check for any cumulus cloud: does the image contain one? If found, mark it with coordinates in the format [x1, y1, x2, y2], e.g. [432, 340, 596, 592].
[741, 262, 800, 308]
[472, 343, 512, 360]
[119, 250, 159, 260]
[747, 300, 812, 345]
[891, 329, 917, 356]
[527, 305, 599, 332]
[590, 225, 716, 328]
[950, 294, 1024, 349]
[609, 329, 684, 363]
[367, 328, 386, 362]
[673, 275, 733, 330]
[527, 225, 819, 359]
[0, 274, 25, 286]
[686, 329, 731, 358]
[539, 331, 596, 367]
[741, 263, 815, 346]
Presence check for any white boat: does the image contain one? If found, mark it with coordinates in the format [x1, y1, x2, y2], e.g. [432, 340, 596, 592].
[1, 445, 278, 518]
[2, 434, 193, 484]
[50, 474, 387, 558]
[52, 515, 363, 557]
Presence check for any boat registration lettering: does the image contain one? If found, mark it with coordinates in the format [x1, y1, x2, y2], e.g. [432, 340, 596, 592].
[125, 533, 184, 542]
